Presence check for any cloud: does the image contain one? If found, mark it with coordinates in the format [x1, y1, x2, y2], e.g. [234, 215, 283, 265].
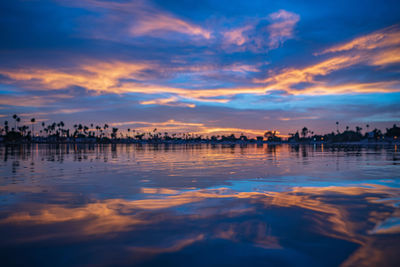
[109, 119, 269, 137]
[223, 25, 252, 46]
[110, 119, 203, 128]
[318, 25, 400, 55]
[58, 0, 211, 41]
[131, 13, 211, 39]
[254, 24, 400, 95]
[313, 24, 400, 66]
[140, 97, 196, 108]
[266, 10, 300, 49]
[369, 47, 400, 66]
[0, 60, 266, 103]
[0, 94, 73, 107]
[1, 57, 400, 109]
[259, 58, 400, 95]
[222, 10, 299, 51]
[0, 61, 151, 92]
[0, 60, 265, 101]
[259, 55, 361, 86]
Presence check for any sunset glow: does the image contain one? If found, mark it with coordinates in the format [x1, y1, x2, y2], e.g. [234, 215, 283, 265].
[1, 0, 399, 135]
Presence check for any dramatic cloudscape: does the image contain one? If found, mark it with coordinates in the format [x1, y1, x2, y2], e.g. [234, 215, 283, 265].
[1, 0, 400, 136]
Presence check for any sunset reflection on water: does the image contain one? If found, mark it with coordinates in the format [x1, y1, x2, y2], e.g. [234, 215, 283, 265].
[0, 144, 399, 266]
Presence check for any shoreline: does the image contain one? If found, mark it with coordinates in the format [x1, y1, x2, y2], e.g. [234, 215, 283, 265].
[1, 140, 398, 146]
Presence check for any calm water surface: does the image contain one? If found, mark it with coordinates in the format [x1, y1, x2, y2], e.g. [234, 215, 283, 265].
[0, 144, 399, 266]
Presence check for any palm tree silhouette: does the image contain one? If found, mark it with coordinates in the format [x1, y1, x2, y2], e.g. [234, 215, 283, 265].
[104, 124, 109, 138]
[4, 120, 9, 133]
[30, 118, 35, 136]
[111, 127, 118, 139]
[12, 114, 18, 129]
[301, 127, 308, 138]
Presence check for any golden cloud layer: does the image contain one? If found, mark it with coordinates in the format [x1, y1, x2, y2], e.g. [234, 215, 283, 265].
[318, 25, 400, 55]
[1, 25, 399, 111]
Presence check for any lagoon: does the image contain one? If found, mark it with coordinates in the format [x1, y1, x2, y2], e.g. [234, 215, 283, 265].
[0, 144, 399, 266]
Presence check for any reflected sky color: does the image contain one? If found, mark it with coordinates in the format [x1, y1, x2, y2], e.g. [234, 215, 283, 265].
[1, 0, 400, 135]
[0, 144, 399, 266]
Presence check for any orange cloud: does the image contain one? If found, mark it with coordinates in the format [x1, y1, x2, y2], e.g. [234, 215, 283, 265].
[110, 119, 204, 128]
[2, 25, 400, 106]
[253, 24, 400, 95]
[1, 57, 399, 105]
[0, 61, 150, 92]
[279, 116, 319, 121]
[197, 127, 268, 136]
[0, 61, 266, 103]
[259, 55, 361, 86]
[255, 30, 400, 94]
[140, 97, 196, 108]
[318, 25, 400, 55]
[141, 187, 180, 195]
[369, 47, 400, 66]
[109, 119, 270, 137]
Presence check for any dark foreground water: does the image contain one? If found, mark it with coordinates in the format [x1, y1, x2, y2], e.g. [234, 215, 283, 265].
[0, 144, 399, 267]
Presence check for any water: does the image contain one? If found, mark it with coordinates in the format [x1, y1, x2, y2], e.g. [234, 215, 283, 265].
[0, 144, 399, 266]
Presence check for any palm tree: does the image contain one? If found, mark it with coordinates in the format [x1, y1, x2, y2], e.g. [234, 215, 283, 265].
[12, 114, 18, 129]
[104, 124, 109, 138]
[59, 121, 65, 137]
[30, 118, 35, 136]
[111, 127, 118, 139]
[73, 124, 78, 137]
[366, 124, 370, 133]
[336, 121, 339, 133]
[83, 126, 89, 135]
[51, 122, 56, 135]
[301, 127, 308, 138]
[4, 120, 9, 133]
[41, 122, 45, 136]
[95, 126, 101, 138]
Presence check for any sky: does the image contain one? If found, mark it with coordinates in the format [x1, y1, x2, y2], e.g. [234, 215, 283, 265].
[0, 0, 400, 137]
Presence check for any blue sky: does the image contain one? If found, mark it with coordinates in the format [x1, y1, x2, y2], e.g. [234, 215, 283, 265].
[0, 0, 400, 136]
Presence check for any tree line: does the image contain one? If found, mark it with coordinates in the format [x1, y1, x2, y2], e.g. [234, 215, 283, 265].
[0, 115, 399, 143]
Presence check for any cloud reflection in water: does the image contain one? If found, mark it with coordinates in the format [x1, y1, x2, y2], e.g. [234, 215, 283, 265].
[0, 144, 399, 266]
